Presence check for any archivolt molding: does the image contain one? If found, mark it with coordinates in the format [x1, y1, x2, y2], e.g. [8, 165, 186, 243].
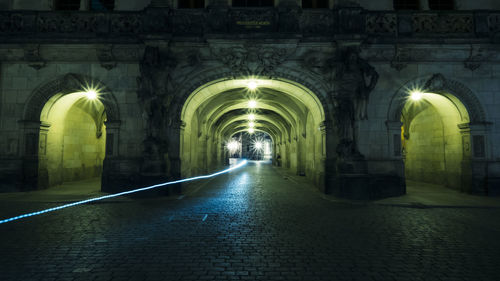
[23, 73, 120, 122]
[175, 66, 331, 125]
[388, 73, 487, 124]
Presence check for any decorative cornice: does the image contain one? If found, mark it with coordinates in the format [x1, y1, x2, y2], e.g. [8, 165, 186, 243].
[0, 9, 499, 41]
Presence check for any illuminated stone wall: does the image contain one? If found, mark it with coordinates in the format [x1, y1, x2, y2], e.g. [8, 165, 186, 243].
[403, 100, 468, 190]
[0, 5, 499, 197]
[404, 106, 447, 185]
[61, 105, 106, 183]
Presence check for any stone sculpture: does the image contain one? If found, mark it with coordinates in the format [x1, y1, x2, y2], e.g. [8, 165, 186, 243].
[333, 48, 378, 158]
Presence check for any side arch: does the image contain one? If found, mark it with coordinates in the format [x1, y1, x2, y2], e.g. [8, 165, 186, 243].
[387, 73, 487, 123]
[19, 73, 121, 191]
[386, 73, 491, 194]
[23, 73, 120, 122]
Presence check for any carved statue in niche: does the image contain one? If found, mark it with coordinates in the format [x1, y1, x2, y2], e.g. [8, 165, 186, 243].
[137, 46, 177, 163]
[137, 46, 177, 140]
[332, 48, 379, 158]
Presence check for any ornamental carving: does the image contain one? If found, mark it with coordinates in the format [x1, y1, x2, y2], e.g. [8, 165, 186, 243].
[330, 48, 379, 158]
[390, 45, 410, 71]
[37, 14, 97, 33]
[211, 44, 296, 77]
[172, 11, 204, 35]
[143, 9, 171, 33]
[300, 10, 333, 35]
[464, 45, 486, 71]
[366, 13, 397, 34]
[111, 14, 142, 33]
[0, 13, 24, 33]
[24, 44, 46, 70]
[97, 45, 116, 71]
[488, 14, 500, 42]
[137, 46, 177, 140]
[413, 14, 473, 33]
[228, 9, 275, 32]
[301, 51, 336, 78]
[488, 14, 500, 33]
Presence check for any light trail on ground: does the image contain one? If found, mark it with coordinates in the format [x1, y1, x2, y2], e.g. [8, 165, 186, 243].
[0, 160, 248, 225]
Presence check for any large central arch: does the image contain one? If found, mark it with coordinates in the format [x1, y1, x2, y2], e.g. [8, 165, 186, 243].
[179, 75, 328, 188]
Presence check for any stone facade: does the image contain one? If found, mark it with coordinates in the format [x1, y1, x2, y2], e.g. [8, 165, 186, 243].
[0, 2, 499, 198]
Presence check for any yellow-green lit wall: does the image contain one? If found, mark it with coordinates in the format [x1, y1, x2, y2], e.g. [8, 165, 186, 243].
[404, 105, 465, 190]
[61, 105, 106, 182]
[42, 95, 106, 187]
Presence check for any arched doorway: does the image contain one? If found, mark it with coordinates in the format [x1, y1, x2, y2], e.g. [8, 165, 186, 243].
[179, 77, 327, 189]
[387, 74, 490, 194]
[401, 91, 471, 191]
[38, 92, 107, 190]
[21, 74, 120, 191]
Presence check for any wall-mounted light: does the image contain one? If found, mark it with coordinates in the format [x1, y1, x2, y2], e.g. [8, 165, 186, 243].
[247, 80, 258, 90]
[248, 100, 257, 108]
[85, 89, 98, 100]
[410, 90, 424, 101]
[248, 114, 256, 121]
[248, 128, 255, 134]
[248, 121, 255, 128]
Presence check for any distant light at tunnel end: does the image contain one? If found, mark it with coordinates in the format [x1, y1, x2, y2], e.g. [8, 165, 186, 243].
[254, 141, 263, 150]
[226, 140, 240, 153]
[248, 100, 257, 108]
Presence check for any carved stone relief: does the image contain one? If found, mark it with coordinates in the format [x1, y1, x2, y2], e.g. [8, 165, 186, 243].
[464, 45, 485, 71]
[300, 10, 333, 35]
[413, 14, 473, 34]
[211, 44, 296, 77]
[24, 44, 46, 70]
[97, 45, 116, 70]
[366, 13, 397, 34]
[390, 45, 410, 71]
[37, 14, 98, 33]
[330, 48, 379, 158]
[0, 13, 24, 33]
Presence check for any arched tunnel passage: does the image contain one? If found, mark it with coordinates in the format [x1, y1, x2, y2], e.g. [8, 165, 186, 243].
[180, 78, 326, 188]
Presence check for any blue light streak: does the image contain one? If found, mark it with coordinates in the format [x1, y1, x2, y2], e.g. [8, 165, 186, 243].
[0, 160, 248, 225]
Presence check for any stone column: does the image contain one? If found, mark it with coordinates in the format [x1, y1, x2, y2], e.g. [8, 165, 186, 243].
[458, 123, 472, 193]
[37, 122, 50, 189]
[386, 121, 403, 159]
[101, 120, 130, 193]
[318, 121, 328, 193]
[468, 122, 493, 195]
[18, 120, 42, 190]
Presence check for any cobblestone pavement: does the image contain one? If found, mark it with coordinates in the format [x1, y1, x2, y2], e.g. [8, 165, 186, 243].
[1, 161, 500, 281]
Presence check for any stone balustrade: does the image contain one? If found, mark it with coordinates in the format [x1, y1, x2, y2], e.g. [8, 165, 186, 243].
[0, 8, 499, 41]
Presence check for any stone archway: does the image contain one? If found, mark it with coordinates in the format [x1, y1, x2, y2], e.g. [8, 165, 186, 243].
[387, 73, 491, 194]
[20, 73, 121, 191]
[172, 68, 333, 191]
